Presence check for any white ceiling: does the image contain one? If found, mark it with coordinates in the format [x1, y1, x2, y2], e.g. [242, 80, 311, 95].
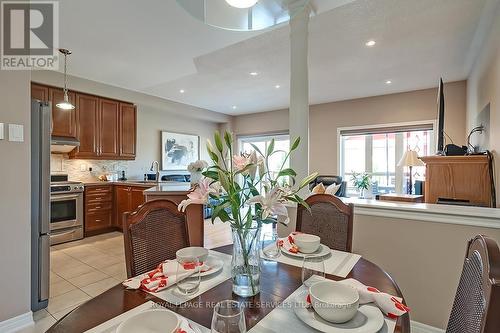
[57, 0, 488, 115]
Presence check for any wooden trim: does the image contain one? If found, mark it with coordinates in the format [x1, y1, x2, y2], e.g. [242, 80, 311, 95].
[296, 194, 354, 252]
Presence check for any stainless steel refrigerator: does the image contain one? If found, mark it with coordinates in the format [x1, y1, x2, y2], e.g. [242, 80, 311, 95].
[31, 100, 51, 311]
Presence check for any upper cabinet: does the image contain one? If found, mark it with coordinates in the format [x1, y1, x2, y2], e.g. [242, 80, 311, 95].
[49, 88, 77, 138]
[32, 82, 137, 160]
[119, 103, 137, 159]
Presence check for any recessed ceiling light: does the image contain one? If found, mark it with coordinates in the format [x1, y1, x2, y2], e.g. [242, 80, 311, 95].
[385, 80, 392, 85]
[249, 72, 258, 76]
[179, 89, 185, 93]
[365, 40, 376, 47]
[225, 0, 258, 8]
[232, 105, 237, 110]
[275, 84, 281, 89]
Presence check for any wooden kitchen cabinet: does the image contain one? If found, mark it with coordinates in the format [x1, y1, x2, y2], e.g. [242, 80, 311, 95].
[99, 98, 120, 159]
[84, 185, 115, 236]
[119, 103, 137, 159]
[114, 185, 149, 230]
[31, 82, 137, 160]
[49, 87, 77, 138]
[71, 93, 99, 158]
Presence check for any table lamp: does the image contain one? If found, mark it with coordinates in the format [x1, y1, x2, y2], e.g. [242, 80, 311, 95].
[397, 150, 424, 194]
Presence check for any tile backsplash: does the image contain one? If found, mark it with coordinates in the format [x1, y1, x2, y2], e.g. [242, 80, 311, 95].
[51, 154, 128, 182]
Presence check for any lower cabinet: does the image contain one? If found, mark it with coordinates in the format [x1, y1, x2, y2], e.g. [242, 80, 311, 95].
[114, 185, 149, 231]
[84, 184, 149, 235]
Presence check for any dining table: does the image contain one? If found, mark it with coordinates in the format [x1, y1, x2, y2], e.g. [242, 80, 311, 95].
[46, 244, 411, 333]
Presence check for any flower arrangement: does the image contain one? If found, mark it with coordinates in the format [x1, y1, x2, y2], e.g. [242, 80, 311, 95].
[178, 130, 317, 297]
[179, 131, 317, 227]
[187, 160, 208, 173]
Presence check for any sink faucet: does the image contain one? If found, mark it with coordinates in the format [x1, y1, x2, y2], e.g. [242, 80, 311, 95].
[150, 161, 160, 183]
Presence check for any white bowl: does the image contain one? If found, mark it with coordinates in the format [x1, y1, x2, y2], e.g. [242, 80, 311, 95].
[309, 280, 360, 323]
[176, 247, 209, 263]
[116, 309, 180, 333]
[294, 234, 321, 253]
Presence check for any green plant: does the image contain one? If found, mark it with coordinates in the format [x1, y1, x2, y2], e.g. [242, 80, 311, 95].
[350, 171, 371, 191]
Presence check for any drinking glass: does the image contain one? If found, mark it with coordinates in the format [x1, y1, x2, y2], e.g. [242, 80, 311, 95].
[176, 256, 201, 295]
[211, 300, 246, 333]
[261, 232, 280, 259]
[301, 255, 326, 287]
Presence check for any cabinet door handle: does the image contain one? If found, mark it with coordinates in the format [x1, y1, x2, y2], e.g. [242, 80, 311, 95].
[95, 197, 102, 200]
[95, 206, 101, 209]
[95, 219, 102, 222]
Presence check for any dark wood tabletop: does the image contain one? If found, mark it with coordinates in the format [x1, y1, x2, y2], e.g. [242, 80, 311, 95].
[47, 245, 410, 332]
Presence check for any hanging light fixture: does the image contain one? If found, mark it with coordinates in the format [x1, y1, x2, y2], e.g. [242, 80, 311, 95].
[55, 48, 75, 110]
[225, 0, 258, 8]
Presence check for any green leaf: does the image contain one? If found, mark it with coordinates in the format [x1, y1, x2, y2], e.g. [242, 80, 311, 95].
[208, 150, 219, 163]
[277, 168, 297, 178]
[267, 138, 275, 156]
[202, 170, 219, 181]
[290, 137, 300, 151]
[214, 131, 223, 153]
[299, 172, 319, 189]
[250, 143, 264, 157]
[224, 131, 232, 149]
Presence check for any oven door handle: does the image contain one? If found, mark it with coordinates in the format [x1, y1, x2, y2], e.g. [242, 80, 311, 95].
[51, 194, 81, 201]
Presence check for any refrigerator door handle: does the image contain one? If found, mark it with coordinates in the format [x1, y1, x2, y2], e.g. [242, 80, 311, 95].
[39, 234, 50, 301]
[40, 103, 51, 235]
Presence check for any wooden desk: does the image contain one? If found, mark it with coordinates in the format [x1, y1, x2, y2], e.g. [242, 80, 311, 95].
[378, 193, 424, 203]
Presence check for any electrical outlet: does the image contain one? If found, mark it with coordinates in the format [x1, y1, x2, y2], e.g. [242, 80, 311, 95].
[8, 124, 24, 142]
[80, 163, 87, 171]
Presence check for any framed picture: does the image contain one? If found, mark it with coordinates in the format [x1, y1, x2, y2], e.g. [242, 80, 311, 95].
[161, 131, 200, 171]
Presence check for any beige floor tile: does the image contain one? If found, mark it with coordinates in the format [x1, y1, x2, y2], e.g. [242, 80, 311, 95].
[51, 262, 95, 279]
[62, 245, 103, 260]
[50, 279, 77, 298]
[50, 302, 83, 320]
[81, 277, 120, 297]
[47, 289, 90, 314]
[99, 261, 126, 277]
[112, 270, 128, 281]
[50, 271, 64, 284]
[32, 308, 52, 321]
[17, 315, 56, 333]
[79, 253, 123, 269]
[67, 270, 109, 288]
[51, 256, 82, 271]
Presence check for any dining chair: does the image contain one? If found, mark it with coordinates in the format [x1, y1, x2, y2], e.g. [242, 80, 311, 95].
[296, 194, 354, 252]
[446, 235, 500, 333]
[123, 199, 201, 278]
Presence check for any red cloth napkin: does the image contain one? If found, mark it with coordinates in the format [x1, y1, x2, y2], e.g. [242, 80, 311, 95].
[305, 279, 410, 319]
[122, 260, 207, 293]
[278, 231, 304, 254]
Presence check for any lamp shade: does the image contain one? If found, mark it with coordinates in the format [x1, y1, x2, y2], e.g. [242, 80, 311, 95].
[397, 150, 424, 167]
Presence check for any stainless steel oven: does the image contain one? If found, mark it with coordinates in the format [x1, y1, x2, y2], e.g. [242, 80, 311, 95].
[50, 175, 84, 244]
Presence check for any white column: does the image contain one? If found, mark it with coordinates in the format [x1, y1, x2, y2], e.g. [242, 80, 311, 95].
[289, 3, 310, 191]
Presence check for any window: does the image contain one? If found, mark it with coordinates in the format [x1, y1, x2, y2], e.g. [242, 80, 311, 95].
[340, 123, 434, 195]
[238, 134, 290, 188]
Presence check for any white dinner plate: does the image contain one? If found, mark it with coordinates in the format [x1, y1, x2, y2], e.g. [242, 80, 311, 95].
[293, 291, 385, 333]
[199, 256, 224, 277]
[281, 244, 331, 259]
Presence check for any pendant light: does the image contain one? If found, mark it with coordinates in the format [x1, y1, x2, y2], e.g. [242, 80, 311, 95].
[56, 48, 75, 110]
[225, 0, 258, 8]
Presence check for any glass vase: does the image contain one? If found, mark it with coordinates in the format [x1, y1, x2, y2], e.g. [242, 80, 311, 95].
[231, 224, 261, 297]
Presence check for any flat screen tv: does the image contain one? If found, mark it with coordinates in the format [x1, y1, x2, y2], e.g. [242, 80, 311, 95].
[436, 78, 445, 154]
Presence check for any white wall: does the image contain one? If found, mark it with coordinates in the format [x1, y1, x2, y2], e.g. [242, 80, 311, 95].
[466, 0, 500, 206]
[0, 71, 32, 322]
[32, 71, 229, 180]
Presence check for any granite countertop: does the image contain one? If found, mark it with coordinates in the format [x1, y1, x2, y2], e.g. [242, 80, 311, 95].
[83, 180, 184, 187]
[143, 182, 192, 195]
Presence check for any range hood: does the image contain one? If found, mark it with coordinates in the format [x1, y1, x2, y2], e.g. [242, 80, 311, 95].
[51, 136, 80, 153]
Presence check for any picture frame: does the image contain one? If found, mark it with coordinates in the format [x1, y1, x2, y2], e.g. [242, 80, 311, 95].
[161, 131, 200, 171]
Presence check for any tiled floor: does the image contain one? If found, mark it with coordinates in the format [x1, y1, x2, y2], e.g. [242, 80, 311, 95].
[22, 219, 234, 333]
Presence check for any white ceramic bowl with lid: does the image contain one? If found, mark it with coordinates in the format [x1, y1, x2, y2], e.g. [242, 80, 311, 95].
[294, 234, 321, 253]
[309, 280, 360, 323]
[116, 309, 180, 333]
[176, 246, 209, 263]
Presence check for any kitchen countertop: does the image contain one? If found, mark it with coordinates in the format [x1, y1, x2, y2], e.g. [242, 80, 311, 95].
[83, 180, 193, 195]
[83, 180, 181, 187]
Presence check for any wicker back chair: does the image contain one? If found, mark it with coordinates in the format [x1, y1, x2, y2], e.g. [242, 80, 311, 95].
[296, 194, 354, 252]
[123, 199, 200, 278]
[446, 235, 500, 333]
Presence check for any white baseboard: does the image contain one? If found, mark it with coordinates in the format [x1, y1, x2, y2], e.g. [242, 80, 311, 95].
[411, 320, 446, 333]
[0, 311, 34, 333]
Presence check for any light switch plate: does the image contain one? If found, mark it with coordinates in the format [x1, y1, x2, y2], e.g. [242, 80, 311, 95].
[8, 124, 24, 142]
[0, 123, 4, 140]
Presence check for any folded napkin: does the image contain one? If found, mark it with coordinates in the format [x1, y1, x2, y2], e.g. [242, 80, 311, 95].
[277, 232, 303, 254]
[305, 279, 410, 319]
[123, 260, 207, 293]
[176, 317, 197, 333]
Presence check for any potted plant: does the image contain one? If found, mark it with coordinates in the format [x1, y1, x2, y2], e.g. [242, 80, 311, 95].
[179, 131, 317, 297]
[350, 171, 371, 198]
